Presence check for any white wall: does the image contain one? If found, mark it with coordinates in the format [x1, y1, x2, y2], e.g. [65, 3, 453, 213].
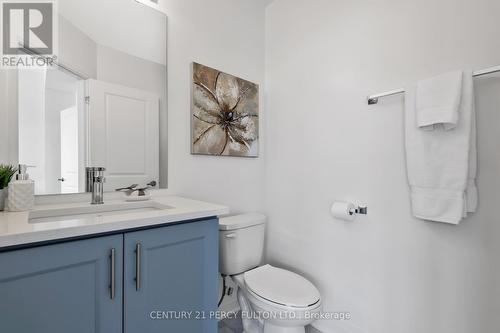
[0, 73, 9, 163]
[0, 70, 18, 165]
[59, 16, 97, 79]
[161, 0, 266, 213]
[18, 70, 47, 193]
[158, 0, 267, 311]
[265, 1, 500, 333]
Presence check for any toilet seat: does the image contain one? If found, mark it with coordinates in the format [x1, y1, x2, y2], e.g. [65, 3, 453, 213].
[243, 265, 321, 308]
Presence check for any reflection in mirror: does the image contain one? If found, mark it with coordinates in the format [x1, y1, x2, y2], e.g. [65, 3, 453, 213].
[0, 0, 167, 195]
[18, 66, 84, 194]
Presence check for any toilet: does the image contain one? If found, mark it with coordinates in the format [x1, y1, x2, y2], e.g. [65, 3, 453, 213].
[219, 213, 322, 333]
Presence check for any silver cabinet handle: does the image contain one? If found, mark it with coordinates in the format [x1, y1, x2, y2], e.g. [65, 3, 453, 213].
[109, 248, 116, 300]
[135, 243, 141, 291]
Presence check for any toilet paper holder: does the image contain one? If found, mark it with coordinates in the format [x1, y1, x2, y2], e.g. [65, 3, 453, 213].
[350, 205, 368, 216]
[331, 202, 368, 222]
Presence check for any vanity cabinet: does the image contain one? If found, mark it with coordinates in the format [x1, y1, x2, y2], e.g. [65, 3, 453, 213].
[0, 217, 218, 333]
[0, 235, 124, 333]
[124, 219, 218, 333]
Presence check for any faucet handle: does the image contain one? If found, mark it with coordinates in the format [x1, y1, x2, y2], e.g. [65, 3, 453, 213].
[132, 187, 149, 196]
[115, 184, 138, 192]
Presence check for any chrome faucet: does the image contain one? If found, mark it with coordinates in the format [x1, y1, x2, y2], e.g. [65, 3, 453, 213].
[86, 167, 106, 205]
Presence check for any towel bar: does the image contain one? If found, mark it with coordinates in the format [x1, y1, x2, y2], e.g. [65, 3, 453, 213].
[367, 64, 500, 105]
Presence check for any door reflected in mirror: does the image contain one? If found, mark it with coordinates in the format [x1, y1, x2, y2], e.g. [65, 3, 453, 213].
[18, 67, 85, 194]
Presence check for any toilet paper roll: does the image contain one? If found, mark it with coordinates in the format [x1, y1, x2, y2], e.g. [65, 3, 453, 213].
[330, 202, 356, 222]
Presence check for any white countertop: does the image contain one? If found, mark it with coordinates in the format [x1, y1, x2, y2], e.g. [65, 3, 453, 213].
[0, 195, 229, 249]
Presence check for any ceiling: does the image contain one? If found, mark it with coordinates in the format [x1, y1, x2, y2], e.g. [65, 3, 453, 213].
[58, 0, 167, 66]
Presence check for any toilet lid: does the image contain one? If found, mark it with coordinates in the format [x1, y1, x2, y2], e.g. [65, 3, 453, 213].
[244, 265, 320, 308]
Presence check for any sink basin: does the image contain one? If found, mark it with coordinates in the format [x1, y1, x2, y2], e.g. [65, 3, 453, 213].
[29, 201, 172, 224]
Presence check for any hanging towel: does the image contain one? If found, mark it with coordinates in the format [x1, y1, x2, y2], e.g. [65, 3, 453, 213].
[465, 98, 478, 214]
[405, 71, 477, 224]
[416, 70, 463, 131]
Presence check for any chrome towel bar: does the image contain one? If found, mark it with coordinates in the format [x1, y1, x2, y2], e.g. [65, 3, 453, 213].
[367, 65, 500, 105]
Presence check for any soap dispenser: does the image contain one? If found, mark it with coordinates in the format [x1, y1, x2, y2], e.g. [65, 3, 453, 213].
[7, 164, 35, 212]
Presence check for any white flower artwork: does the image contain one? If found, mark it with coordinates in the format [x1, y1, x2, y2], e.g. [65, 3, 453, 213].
[191, 63, 259, 157]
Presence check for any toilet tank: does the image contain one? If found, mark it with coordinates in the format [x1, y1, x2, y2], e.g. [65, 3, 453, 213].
[219, 213, 266, 276]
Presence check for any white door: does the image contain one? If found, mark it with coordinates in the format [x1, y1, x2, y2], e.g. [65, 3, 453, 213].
[86, 79, 160, 191]
[60, 107, 79, 193]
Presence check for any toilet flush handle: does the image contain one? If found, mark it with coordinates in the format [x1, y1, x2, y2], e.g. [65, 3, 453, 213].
[225, 233, 237, 239]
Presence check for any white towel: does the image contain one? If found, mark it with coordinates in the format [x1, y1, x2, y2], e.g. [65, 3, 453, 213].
[405, 71, 477, 224]
[465, 98, 478, 214]
[416, 70, 463, 131]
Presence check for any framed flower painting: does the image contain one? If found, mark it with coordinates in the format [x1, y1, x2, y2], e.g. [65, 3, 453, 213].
[191, 63, 259, 157]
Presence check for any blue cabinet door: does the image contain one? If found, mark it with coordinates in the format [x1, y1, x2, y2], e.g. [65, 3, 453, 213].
[0, 235, 123, 333]
[124, 218, 219, 333]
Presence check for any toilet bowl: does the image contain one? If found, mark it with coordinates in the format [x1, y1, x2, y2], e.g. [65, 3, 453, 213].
[219, 214, 322, 333]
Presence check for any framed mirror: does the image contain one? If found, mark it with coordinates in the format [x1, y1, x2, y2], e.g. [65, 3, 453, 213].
[0, 0, 167, 195]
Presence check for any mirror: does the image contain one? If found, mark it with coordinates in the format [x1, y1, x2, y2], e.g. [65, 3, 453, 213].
[0, 0, 167, 195]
